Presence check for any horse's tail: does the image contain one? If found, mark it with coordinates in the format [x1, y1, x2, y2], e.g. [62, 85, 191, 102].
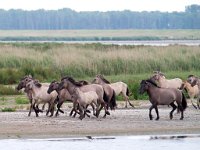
[103, 90, 109, 104]
[181, 92, 187, 111]
[126, 87, 130, 96]
[110, 90, 117, 110]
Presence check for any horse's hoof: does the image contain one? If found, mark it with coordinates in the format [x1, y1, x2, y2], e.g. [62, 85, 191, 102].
[106, 111, 110, 115]
[149, 115, 153, 120]
[155, 118, 159, 121]
[86, 110, 91, 113]
[180, 117, 183, 120]
[130, 104, 135, 108]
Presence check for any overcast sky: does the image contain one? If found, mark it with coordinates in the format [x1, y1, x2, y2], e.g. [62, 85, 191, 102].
[0, 0, 200, 12]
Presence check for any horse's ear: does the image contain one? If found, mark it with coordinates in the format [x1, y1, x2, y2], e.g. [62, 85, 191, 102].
[28, 75, 33, 78]
[153, 71, 159, 74]
[34, 80, 42, 87]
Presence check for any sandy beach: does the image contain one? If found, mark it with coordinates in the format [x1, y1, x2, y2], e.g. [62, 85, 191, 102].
[0, 101, 200, 139]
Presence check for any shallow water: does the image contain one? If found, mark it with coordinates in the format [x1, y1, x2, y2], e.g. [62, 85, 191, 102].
[0, 134, 199, 150]
[1, 40, 200, 46]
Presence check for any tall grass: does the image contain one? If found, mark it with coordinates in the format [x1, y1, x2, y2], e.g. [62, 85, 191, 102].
[0, 42, 200, 83]
[1, 42, 200, 99]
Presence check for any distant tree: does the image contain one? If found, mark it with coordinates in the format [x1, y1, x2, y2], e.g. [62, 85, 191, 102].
[0, 5, 200, 29]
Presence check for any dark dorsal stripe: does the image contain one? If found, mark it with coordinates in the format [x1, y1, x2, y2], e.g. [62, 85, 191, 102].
[62, 76, 82, 86]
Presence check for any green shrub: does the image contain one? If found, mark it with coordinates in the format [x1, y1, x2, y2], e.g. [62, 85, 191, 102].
[15, 97, 29, 104]
[0, 84, 21, 95]
[1, 107, 16, 112]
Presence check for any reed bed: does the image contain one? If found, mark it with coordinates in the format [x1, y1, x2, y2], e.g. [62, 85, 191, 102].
[0, 42, 200, 81]
[0, 42, 200, 99]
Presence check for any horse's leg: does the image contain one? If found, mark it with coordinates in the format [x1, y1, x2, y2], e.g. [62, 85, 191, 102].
[96, 104, 103, 118]
[103, 102, 110, 118]
[49, 103, 55, 117]
[33, 101, 39, 117]
[95, 103, 100, 117]
[85, 104, 91, 118]
[169, 103, 177, 120]
[197, 98, 200, 109]
[28, 98, 33, 117]
[28, 103, 33, 117]
[90, 103, 96, 116]
[127, 97, 135, 108]
[71, 102, 79, 118]
[154, 105, 159, 120]
[78, 105, 84, 120]
[55, 101, 64, 117]
[35, 103, 43, 114]
[42, 103, 46, 110]
[46, 102, 50, 116]
[178, 104, 184, 120]
[123, 93, 134, 108]
[191, 98, 198, 109]
[149, 105, 154, 120]
[27, 93, 33, 116]
[125, 96, 128, 108]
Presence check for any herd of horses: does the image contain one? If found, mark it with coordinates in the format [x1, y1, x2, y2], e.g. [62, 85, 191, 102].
[16, 72, 200, 120]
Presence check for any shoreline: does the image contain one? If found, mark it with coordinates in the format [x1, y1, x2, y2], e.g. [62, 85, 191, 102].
[0, 101, 199, 139]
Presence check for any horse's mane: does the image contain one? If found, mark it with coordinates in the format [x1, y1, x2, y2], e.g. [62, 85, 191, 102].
[97, 74, 111, 84]
[78, 80, 89, 85]
[146, 79, 160, 88]
[33, 80, 42, 88]
[188, 75, 195, 78]
[21, 75, 33, 81]
[50, 80, 59, 84]
[61, 76, 82, 86]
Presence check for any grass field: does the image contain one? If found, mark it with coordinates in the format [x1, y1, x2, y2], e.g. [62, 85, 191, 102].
[0, 42, 200, 100]
[0, 30, 200, 41]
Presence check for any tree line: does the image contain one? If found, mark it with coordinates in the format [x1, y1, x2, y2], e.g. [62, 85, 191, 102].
[0, 4, 200, 29]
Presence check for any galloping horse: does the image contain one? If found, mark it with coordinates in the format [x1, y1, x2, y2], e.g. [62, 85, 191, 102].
[47, 81, 72, 116]
[180, 81, 199, 109]
[151, 71, 182, 89]
[71, 88, 98, 120]
[58, 76, 110, 118]
[16, 75, 48, 116]
[139, 79, 187, 120]
[94, 74, 134, 108]
[187, 75, 200, 109]
[92, 76, 117, 110]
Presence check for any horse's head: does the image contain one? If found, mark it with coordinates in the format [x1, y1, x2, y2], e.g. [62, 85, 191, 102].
[92, 76, 101, 84]
[47, 80, 59, 94]
[26, 80, 34, 91]
[139, 80, 149, 94]
[16, 76, 33, 91]
[92, 74, 110, 84]
[187, 75, 198, 87]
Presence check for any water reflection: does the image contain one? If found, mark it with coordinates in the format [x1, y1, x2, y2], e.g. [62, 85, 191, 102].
[150, 134, 200, 140]
[0, 134, 199, 150]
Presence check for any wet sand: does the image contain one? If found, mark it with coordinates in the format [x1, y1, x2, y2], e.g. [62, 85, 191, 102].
[0, 101, 200, 139]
